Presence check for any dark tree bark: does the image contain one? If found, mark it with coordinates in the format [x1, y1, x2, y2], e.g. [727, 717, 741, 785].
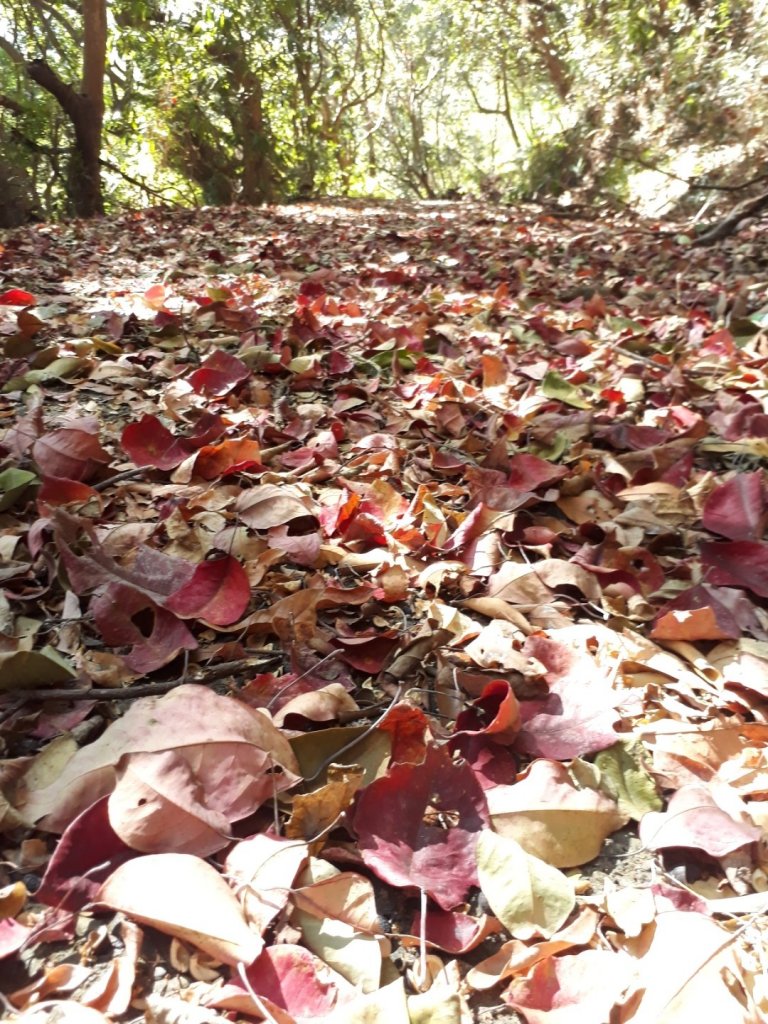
[23, 0, 107, 217]
[693, 189, 768, 246]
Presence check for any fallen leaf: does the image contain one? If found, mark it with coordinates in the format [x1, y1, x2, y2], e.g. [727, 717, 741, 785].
[487, 759, 626, 867]
[98, 853, 263, 965]
[354, 743, 489, 910]
[476, 830, 575, 939]
[22, 684, 299, 833]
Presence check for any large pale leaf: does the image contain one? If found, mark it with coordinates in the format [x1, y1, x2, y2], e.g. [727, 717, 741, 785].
[98, 853, 262, 966]
[476, 831, 574, 939]
[487, 759, 625, 867]
[22, 684, 299, 835]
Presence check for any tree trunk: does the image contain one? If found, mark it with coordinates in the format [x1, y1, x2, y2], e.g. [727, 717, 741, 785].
[25, 0, 106, 217]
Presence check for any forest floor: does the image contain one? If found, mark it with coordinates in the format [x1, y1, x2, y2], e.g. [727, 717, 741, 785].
[1, 199, 768, 1023]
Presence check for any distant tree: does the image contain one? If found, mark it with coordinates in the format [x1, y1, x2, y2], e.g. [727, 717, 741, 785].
[0, 0, 107, 217]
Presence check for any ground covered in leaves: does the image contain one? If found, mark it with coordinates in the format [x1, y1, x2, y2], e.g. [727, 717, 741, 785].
[1, 199, 768, 1023]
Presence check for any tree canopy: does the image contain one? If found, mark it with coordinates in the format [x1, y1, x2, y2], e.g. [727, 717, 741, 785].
[1, 0, 767, 223]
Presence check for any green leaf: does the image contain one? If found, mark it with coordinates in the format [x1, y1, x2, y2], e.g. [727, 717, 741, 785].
[541, 370, 591, 409]
[0, 468, 38, 511]
[593, 740, 662, 821]
[476, 831, 575, 939]
[0, 646, 77, 692]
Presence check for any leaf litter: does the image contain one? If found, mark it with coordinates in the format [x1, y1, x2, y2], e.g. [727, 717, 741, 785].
[1, 199, 768, 1021]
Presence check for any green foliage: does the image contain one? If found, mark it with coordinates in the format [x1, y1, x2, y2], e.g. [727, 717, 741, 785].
[0, 0, 766, 220]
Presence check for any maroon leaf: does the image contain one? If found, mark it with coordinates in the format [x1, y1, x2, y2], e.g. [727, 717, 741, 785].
[36, 797, 136, 911]
[701, 540, 768, 598]
[91, 583, 198, 673]
[353, 743, 489, 910]
[701, 472, 768, 541]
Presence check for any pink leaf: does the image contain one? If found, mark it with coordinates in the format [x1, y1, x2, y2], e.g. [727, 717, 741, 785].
[353, 743, 489, 910]
[504, 949, 631, 1024]
[22, 684, 300, 833]
[639, 783, 761, 857]
[209, 944, 356, 1020]
[0, 918, 32, 959]
[516, 635, 619, 758]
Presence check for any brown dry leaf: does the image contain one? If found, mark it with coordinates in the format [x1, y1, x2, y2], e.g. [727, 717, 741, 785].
[618, 911, 755, 1024]
[466, 906, 600, 990]
[97, 853, 263, 965]
[464, 620, 535, 671]
[274, 683, 359, 726]
[286, 763, 365, 850]
[488, 759, 625, 867]
[80, 920, 143, 1016]
[604, 880, 656, 938]
[10, 962, 92, 1009]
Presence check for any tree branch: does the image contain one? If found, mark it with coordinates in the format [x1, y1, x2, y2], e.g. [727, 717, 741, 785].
[0, 35, 25, 65]
[26, 58, 82, 119]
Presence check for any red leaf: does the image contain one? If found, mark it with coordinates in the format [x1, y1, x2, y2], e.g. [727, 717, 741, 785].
[701, 539, 768, 597]
[188, 350, 250, 396]
[353, 743, 489, 910]
[143, 284, 167, 310]
[507, 453, 568, 493]
[0, 288, 36, 305]
[165, 555, 250, 626]
[451, 681, 521, 789]
[702, 471, 768, 541]
[121, 415, 190, 470]
[38, 476, 100, 508]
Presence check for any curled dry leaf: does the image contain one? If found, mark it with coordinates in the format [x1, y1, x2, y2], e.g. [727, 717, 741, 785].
[22, 684, 300, 839]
